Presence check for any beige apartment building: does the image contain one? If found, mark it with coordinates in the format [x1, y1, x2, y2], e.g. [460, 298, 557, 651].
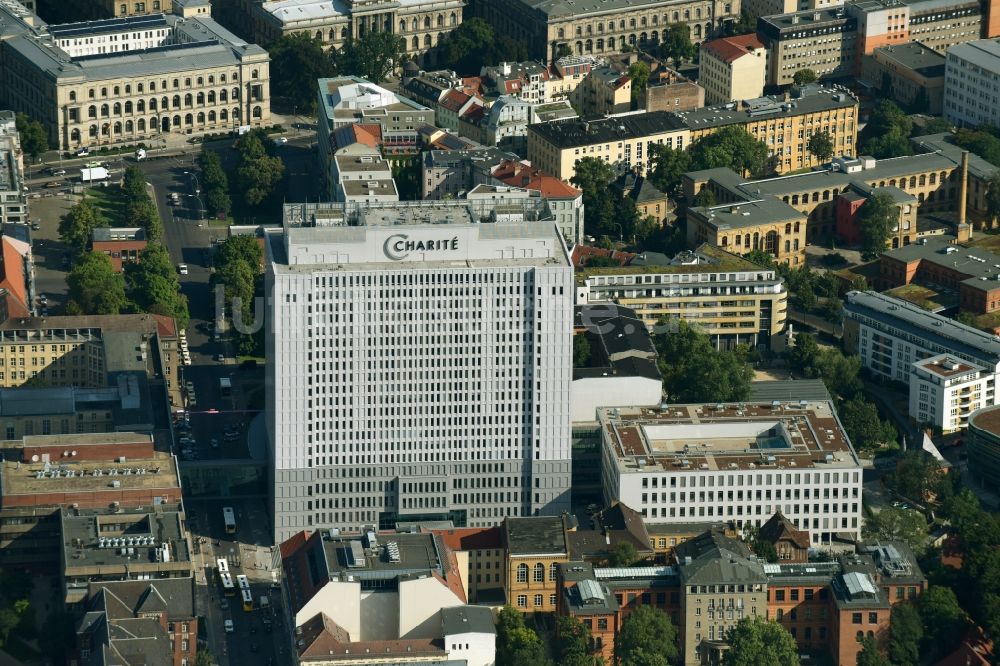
[34, 0, 172, 21]
[0, 6, 270, 151]
[575, 244, 788, 350]
[527, 112, 690, 182]
[758, 8, 859, 86]
[677, 86, 858, 174]
[699, 34, 767, 105]
[474, 0, 741, 62]
[215, 0, 464, 64]
[687, 197, 809, 265]
[861, 42, 945, 114]
[575, 66, 632, 116]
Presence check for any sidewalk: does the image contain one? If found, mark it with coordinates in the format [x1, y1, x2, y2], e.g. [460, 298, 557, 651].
[30, 111, 314, 171]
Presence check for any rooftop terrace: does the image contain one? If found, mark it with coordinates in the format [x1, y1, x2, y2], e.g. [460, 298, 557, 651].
[601, 400, 860, 473]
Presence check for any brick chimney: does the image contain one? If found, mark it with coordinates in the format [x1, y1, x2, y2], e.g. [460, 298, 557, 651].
[958, 150, 970, 228]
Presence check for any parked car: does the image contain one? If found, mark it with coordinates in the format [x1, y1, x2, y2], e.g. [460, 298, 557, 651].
[215, 354, 225, 362]
[177, 263, 188, 275]
[30, 222, 40, 231]
[273, 137, 288, 146]
[37, 294, 47, 305]
[75, 147, 90, 157]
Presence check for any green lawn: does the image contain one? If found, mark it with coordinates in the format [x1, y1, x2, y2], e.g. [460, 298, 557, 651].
[85, 184, 129, 225]
[884, 283, 951, 312]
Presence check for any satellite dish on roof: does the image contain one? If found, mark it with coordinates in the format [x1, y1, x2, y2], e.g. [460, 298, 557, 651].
[30, 455, 38, 462]
[71, 451, 77, 456]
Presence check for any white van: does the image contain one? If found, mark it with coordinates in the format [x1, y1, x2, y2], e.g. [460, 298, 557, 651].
[259, 596, 270, 610]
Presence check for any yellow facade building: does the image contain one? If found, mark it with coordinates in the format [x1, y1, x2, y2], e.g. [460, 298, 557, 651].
[527, 112, 690, 183]
[575, 244, 788, 349]
[504, 516, 570, 613]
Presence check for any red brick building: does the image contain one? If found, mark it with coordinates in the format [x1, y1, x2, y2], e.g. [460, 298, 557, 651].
[556, 537, 925, 666]
[758, 512, 810, 563]
[77, 578, 197, 666]
[91, 227, 147, 273]
[879, 235, 1000, 315]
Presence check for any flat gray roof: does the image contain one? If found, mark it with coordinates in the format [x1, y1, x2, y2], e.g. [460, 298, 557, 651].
[676, 86, 856, 131]
[690, 197, 804, 230]
[844, 290, 1000, 364]
[872, 42, 946, 78]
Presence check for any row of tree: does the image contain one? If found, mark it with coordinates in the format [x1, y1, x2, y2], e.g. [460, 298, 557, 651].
[198, 151, 232, 219]
[61, 167, 188, 325]
[213, 235, 263, 355]
[234, 130, 285, 207]
[498, 603, 802, 666]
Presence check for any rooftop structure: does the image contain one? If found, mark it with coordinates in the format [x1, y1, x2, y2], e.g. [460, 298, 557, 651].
[61, 506, 191, 602]
[528, 111, 687, 150]
[504, 516, 569, 557]
[599, 401, 863, 544]
[0, 111, 26, 227]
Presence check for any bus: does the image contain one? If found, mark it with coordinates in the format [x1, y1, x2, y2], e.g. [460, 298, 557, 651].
[217, 558, 229, 575]
[220, 573, 235, 597]
[223, 507, 236, 534]
[241, 588, 254, 611]
[236, 574, 250, 592]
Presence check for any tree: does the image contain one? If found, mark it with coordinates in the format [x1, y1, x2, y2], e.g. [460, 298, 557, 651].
[920, 586, 966, 659]
[214, 234, 263, 273]
[59, 199, 107, 253]
[199, 150, 229, 191]
[987, 173, 1000, 228]
[952, 128, 1000, 168]
[269, 32, 336, 113]
[787, 331, 820, 372]
[573, 334, 592, 366]
[654, 319, 752, 403]
[122, 164, 147, 200]
[743, 249, 775, 267]
[438, 18, 528, 74]
[858, 193, 897, 260]
[67, 251, 128, 315]
[126, 244, 190, 327]
[331, 30, 407, 83]
[15, 112, 48, 163]
[807, 131, 835, 163]
[752, 539, 779, 563]
[609, 541, 639, 566]
[889, 602, 923, 666]
[647, 143, 691, 196]
[840, 398, 896, 452]
[722, 616, 799, 666]
[195, 651, 214, 666]
[234, 131, 285, 206]
[792, 69, 818, 85]
[571, 157, 618, 239]
[892, 450, 944, 504]
[628, 61, 651, 103]
[858, 100, 913, 159]
[693, 187, 717, 207]
[0, 608, 18, 647]
[915, 117, 954, 136]
[864, 507, 928, 554]
[555, 616, 596, 666]
[496, 606, 550, 666]
[125, 196, 163, 241]
[616, 605, 678, 666]
[856, 635, 890, 666]
[556, 43, 573, 59]
[689, 126, 770, 177]
[205, 188, 231, 218]
[812, 348, 863, 400]
[659, 24, 695, 63]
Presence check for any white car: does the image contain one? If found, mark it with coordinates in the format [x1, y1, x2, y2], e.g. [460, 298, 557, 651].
[273, 137, 288, 146]
[224, 619, 234, 634]
[177, 263, 188, 275]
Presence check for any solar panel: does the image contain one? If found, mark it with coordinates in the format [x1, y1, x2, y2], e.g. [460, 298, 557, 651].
[843, 571, 877, 597]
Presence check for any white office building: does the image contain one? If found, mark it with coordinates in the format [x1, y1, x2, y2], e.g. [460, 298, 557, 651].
[944, 38, 1000, 128]
[843, 290, 1000, 381]
[599, 401, 864, 545]
[266, 205, 574, 542]
[910, 354, 995, 433]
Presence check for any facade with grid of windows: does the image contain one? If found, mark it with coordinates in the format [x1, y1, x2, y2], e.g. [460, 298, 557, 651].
[0, 5, 271, 151]
[599, 402, 864, 548]
[504, 515, 570, 613]
[266, 209, 573, 543]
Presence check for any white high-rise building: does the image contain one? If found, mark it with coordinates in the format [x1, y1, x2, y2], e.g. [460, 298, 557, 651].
[265, 204, 573, 542]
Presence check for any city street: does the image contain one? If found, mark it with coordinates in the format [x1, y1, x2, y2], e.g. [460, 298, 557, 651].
[187, 498, 286, 666]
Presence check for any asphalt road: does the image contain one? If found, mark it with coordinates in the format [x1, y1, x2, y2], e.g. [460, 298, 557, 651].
[188, 498, 288, 666]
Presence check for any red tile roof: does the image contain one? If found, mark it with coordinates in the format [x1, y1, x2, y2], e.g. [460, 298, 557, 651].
[570, 245, 636, 268]
[432, 527, 503, 552]
[332, 123, 382, 151]
[439, 89, 472, 113]
[0, 238, 29, 318]
[492, 159, 582, 198]
[702, 34, 765, 64]
[152, 314, 177, 340]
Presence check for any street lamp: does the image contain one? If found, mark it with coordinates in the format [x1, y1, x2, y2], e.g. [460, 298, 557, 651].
[182, 171, 204, 220]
